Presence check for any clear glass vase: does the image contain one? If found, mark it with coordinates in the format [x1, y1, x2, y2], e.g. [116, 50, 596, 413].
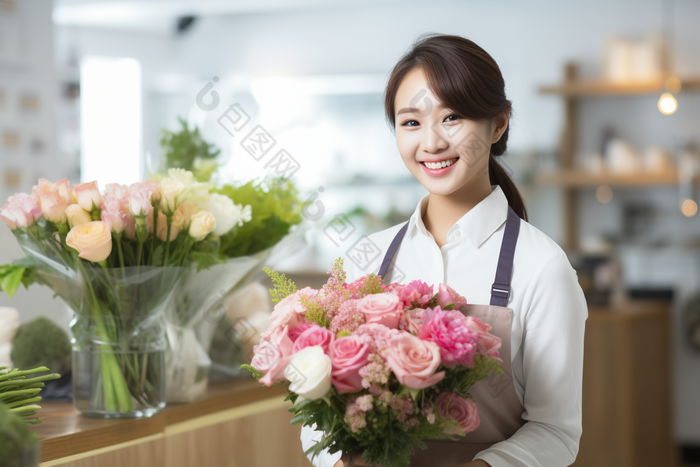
[71, 313, 167, 418]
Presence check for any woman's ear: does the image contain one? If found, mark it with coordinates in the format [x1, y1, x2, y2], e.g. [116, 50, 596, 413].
[491, 108, 510, 144]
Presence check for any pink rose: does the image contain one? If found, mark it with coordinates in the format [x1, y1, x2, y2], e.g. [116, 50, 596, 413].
[262, 287, 317, 340]
[383, 331, 445, 389]
[288, 322, 314, 342]
[0, 193, 41, 229]
[399, 308, 426, 335]
[357, 293, 402, 329]
[382, 282, 405, 296]
[142, 179, 161, 201]
[101, 196, 125, 233]
[251, 325, 294, 387]
[464, 316, 503, 363]
[38, 190, 70, 223]
[435, 391, 480, 435]
[437, 283, 467, 309]
[120, 204, 136, 239]
[292, 323, 334, 354]
[73, 181, 102, 213]
[104, 183, 130, 200]
[33, 178, 71, 204]
[399, 280, 434, 308]
[129, 187, 152, 217]
[418, 306, 478, 368]
[330, 335, 371, 394]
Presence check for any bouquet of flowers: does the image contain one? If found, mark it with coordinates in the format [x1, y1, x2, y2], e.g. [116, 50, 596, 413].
[0, 170, 253, 417]
[242, 259, 504, 467]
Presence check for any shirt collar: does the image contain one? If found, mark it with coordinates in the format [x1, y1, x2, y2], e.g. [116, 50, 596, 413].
[407, 184, 509, 248]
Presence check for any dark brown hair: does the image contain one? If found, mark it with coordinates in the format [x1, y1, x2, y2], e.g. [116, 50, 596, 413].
[384, 33, 528, 221]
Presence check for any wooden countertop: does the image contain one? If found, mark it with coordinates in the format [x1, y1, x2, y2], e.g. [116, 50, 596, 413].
[32, 377, 288, 462]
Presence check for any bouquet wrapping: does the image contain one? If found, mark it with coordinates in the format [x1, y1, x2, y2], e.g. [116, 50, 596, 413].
[243, 259, 504, 467]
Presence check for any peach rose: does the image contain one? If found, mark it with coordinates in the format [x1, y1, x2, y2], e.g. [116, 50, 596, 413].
[383, 331, 444, 390]
[66, 221, 113, 262]
[65, 204, 92, 228]
[73, 181, 102, 213]
[177, 202, 200, 229]
[463, 316, 503, 363]
[251, 325, 294, 387]
[154, 210, 183, 242]
[357, 293, 403, 329]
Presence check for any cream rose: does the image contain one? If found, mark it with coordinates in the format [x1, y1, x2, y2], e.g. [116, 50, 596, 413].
[285, 345, 332, 401]
[156, 210, 184, 242]
[176, 202, 200, 229]
[73, 181, 102, 212]
[65, 204, 92, 228]
[188, 210, 216, 241]
[66, 221, 113, 262]
[159, 177, 186, 215]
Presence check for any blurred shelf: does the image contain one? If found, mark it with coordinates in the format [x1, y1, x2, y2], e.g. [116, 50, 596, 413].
[539, 77, 700, 97]
[534, 169, 693, 187]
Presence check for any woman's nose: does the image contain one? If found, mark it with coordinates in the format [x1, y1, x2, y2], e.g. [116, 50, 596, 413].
[420, 123, 449, 153]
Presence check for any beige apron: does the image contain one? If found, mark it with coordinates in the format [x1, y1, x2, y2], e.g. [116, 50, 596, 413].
[376, 205, 526, 466]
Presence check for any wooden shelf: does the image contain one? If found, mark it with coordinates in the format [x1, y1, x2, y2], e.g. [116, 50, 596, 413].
[535, 169, 689, 187]
[32, 377, 288, 463]
[539, 77, 700, 97]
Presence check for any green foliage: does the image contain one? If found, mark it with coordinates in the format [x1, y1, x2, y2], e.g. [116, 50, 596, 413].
[425, 295, 439, 309]
[292, 389, 462, 467]
[336, 329, 351, 338]
[263, 267, 297, 304]
[356, 273, 383, 298]
[10, 318, 72, 377]
[160, 117, 220, 181]
[0, 401, 39, 464]
[329, 258, 347, 286]
[240, 364, 264, 380]
[436, 354, 504, 399]
[0, 265, 35, 298]
[216, 178, 304, 258]
[300, 294, 331, 328]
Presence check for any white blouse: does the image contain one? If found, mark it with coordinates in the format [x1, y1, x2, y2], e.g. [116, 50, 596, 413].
[300, 184, 589, 467]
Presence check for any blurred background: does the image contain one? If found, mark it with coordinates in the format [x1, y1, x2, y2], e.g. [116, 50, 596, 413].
[1, 0, 700, 465]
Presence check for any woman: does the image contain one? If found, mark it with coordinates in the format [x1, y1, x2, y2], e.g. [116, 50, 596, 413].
[300, 33, 588, 467]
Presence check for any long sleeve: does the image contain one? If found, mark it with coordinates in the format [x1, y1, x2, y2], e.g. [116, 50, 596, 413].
[300, 423, 343, 467]
[472, 250, 589, 467]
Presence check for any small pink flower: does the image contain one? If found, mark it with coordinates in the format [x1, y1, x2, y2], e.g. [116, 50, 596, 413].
[355, 323, 400, 351]
[357, 293, 402, 329]
[292, 323, 334, 354]
[436, 283, 467, 310]
[330, 335, 371, 394]
[104, 183, 130, 200]
[435, 391, 480, 435]
[418, 306, 478, 368]
[399, 280, 434, 308]
[329, 299, 365, 335]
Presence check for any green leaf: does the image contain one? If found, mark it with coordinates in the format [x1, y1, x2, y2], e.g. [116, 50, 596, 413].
[0, 265, 26, 298]
[151, 244, 164, 267]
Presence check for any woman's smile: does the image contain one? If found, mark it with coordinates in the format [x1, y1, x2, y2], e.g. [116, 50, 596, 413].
[419, 156, 459, 176]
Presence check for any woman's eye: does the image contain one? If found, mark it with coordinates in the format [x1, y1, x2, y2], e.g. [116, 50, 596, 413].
[401, 120, 419, 127]
[444, 113, 461, 122]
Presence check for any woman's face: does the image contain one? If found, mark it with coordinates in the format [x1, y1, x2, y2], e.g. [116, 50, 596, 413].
[394, 67, 498, 197]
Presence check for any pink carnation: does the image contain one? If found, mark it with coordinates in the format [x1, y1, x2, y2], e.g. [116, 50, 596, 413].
[418, 306, 478, 368]
[399, 280, 434, 308]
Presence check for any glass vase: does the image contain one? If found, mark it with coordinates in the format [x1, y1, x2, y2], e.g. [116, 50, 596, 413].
[71, 313, 167, 418]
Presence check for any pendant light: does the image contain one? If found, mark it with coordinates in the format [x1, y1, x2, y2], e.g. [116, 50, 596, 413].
[658, 0, 679, 115]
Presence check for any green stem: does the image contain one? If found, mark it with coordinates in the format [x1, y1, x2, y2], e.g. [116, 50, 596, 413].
[163, 217, 172, 268]
[0, 366, 49, 382]
[5, 396, 42, 409]
[0, 373, 60, 390]
[0, 388, 42, 400]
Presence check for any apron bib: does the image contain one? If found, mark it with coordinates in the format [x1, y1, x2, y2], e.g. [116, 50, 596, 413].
[376, 206, 527, 467]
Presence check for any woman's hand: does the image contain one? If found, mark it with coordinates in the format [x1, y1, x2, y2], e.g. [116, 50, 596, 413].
[333, 453, 369, 466]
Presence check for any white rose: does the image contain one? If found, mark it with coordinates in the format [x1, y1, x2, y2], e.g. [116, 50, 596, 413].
[285, 345, 332, 401]
[204, 193, 241, 236]
[65, 204, 92, 228]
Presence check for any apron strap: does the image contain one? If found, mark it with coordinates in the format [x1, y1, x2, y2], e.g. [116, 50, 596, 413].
[376, 221, 409, 280]
[489, 206, 521, 307]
